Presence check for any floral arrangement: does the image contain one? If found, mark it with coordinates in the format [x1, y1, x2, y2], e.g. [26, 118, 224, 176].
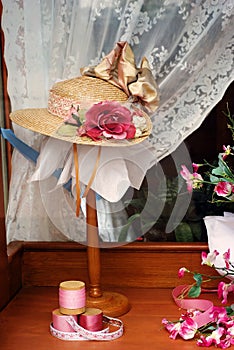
[162, 249, 234, 348]
[180, 106, 234, 203]
[60, 100, 149, 141]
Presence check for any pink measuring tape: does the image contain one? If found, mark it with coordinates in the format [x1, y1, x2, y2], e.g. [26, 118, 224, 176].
[50, 314, 123, 341]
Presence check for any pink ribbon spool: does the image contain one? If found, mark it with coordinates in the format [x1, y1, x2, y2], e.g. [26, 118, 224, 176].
[52, 309, 78, 333]
[59, 280, 86, 315]
[79, 308, 103, 332]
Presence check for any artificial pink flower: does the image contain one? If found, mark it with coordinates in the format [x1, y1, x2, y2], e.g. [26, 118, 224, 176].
[180, 165, 203, 192]
[64, 104, 80, 125]
[178, 267, 188, 278]
[223, 249, 231, 269]
[214, 181, 234, 198]
[197, 327, 225, 347]
[192, 163, 200, 172]
[222, 145, 232, 160]
[218, 282, 234, 304]
[226, 325, 234, 337]
[179, 317, 198, 340]
[209, 306, 229, 323]
[81, 101, 136, 141]
[201, 250, 219, 267]
[162, 319, 181, 339]
[162, 317, 197, 340]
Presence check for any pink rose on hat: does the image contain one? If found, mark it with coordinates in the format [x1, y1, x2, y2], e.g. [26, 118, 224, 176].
[77, 101, 137, 141]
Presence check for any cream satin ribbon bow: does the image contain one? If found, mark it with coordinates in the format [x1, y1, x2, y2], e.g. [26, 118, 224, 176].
[81, 41, 159, 113]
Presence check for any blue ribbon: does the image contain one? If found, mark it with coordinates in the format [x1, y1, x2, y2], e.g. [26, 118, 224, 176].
[0, 128, 71, 192]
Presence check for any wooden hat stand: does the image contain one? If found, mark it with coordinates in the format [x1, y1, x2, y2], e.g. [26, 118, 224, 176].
[85, 188, 131, 317]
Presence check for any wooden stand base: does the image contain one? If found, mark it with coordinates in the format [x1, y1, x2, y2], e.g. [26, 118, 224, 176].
[86, 291, 131, 317]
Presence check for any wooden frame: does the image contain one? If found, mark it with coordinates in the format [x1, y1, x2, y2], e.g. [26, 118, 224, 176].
[0, 138, 9, 310]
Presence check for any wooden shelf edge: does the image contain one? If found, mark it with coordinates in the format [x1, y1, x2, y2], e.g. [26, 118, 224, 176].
[18, 240, 208, 252]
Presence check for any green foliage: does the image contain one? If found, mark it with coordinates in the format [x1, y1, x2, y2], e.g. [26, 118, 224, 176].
[174, 222, 193, 242]
[188, 285, 201, 298]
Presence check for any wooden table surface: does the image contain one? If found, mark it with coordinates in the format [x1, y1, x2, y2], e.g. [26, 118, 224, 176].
[0, 286, 232, 350]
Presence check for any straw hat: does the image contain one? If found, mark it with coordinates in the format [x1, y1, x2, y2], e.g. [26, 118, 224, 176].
[10, 42, 158, 147]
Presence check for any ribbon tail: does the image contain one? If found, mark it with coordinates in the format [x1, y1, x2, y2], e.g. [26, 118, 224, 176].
[1, 127, 39, 163]
[0, 128, 71, 192]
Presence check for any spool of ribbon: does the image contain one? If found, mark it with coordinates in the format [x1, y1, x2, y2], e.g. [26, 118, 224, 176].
[79, 308, 103, 332]
[59, 280, 86, 315]
[50, 314, 123, 341]
[52, 309, 78, 333]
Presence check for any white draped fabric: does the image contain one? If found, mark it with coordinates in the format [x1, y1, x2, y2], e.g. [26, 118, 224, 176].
[1, 0, 234, 243]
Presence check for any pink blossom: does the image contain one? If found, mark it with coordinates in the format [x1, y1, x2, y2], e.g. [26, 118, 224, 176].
[214, 181, 234, 198]
[162, 317, 197, 340]
[80, 101, 136, 141]
[201, 250, 219, 267]
[178, 267, 188, 278]
[209, 306, 229, 323]
[192, 163, 200, 172]
[223, 249, 231, 269]
[226, 325, 234, 336]
[180, 165, 203, 192]
[222, 145, 232, 160]
[197, 327, 225, 347]
[179, 317, 198, 340]
[64, 104, 80, 125]
[218, 282, 234, 304]
[162, 319, 180, 339]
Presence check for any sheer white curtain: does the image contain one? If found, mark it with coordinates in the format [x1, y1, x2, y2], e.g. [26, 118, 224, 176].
[2, 0, 234, 243]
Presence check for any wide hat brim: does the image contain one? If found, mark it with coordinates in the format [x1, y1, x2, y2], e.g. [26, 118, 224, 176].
[10, 107, 152, 147]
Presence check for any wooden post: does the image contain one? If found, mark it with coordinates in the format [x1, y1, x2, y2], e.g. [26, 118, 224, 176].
[85, 188, 130, 317]
[86, 188, 102, 298]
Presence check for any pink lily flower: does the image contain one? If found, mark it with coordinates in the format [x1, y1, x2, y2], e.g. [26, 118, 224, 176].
[180, 165, 203, 192]
[201, 250, 219, 267]
[222, 145, 232, 160]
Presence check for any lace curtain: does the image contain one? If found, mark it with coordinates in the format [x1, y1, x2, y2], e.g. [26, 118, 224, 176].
[1, 0, 234, 243]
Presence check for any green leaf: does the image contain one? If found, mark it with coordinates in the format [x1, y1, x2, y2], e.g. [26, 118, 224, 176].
[193, 273, 202, 286]
[188, 285, 201, 298]
[212, 167, 224, 176]
[218, 155, 234, 178]
[226, 306, 234, 316]
[56, 124, 77, 137]
[209, 174, 219, 183]
[174, 222, 194, 242]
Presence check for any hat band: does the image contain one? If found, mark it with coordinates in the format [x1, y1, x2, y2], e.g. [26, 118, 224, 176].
[48, 90, 79, 119]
